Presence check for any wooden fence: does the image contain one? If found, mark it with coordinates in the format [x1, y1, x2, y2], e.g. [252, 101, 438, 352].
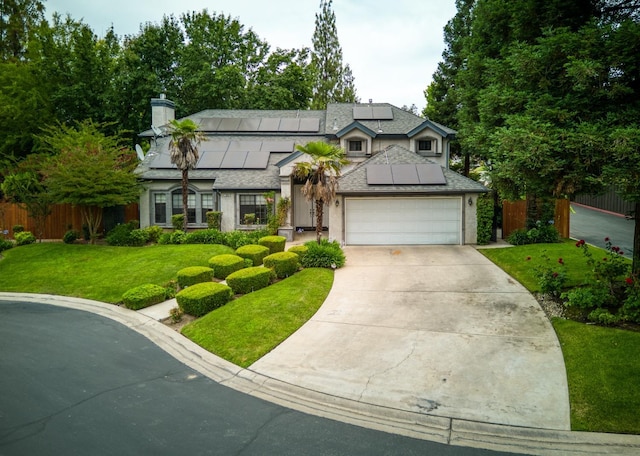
[502, 198, 570, 239]
[0, 202, 139, 240]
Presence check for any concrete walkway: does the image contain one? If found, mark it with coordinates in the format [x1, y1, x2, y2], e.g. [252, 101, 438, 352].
[250, 245, 570, 430]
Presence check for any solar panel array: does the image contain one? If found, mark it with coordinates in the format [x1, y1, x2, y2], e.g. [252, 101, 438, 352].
[352, 106, 394, 120]
[366, 164, 447, 185]
[149, 140, 295, 169]
[197, 117, 320, 133]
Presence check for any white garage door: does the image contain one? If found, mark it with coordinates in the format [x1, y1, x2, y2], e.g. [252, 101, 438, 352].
[345, 197, 462, 245]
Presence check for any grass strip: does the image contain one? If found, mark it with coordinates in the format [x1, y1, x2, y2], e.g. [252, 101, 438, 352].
[182, 268, 334, 368]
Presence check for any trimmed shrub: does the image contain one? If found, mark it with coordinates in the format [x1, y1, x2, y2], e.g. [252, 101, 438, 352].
[208, 254, 246, 279]
[63, 230, 79, 244]
[177, 266, 214, 288]
[106, 223, 134, 246]
[122, 284, 167, 310]
[287, 245, 308, 260]
[0, 238, 14, 252]
[258, 235, 286, 254]
[171, 214, 184, 230]
[264, 251, 299, 279]
[169, 230, 187, 244]
[144, 225, 164, 243]
[15, 231, 36, 246]
[176, 282, 233, 317]
[128, 229, 150, 247]
[301, 239, 346, 269]
[226, 266, 273, 294]
[12, 224, 24, 234]
[206, 211, 222, 230]
[184, 229, 225, 245]
[476, 193, 494, 245]
[235, 244, 270, 266]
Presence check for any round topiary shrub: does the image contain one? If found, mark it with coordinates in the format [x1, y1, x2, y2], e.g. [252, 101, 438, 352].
[235, 244, 270, 266]
[176, 266, 214, 288]
[208, 254, 246, 279]
[258, 235, 286, 254]
[176, 282, 233, 317]
[63, 230, 79, 244]
[122, 284, 167, 310]
[287, 245, 308, 261]
[263, 251, 299, 279]
[225, 266, 273, 295]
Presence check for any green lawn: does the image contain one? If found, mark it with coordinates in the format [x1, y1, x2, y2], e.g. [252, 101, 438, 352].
[0, 242, 233, 303]
[553, 318, 640, 434]
[479, 240, 611, 292]
[182, 268, 334, 368]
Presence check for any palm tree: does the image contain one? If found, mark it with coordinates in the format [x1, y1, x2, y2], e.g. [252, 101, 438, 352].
[293, 141, 348, 243]
[168, 118, 204, 230]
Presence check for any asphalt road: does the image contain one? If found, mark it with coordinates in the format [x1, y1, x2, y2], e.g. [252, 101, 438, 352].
[570, 203, 635, 257]
[0, 300, 513, 456]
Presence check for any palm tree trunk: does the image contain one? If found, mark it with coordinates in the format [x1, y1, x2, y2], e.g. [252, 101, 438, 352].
[315, 199, 324, 243]
[182, 169, 189, 231]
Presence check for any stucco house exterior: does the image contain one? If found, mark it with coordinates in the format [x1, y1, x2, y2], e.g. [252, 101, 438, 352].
[137, 96, 488, 245]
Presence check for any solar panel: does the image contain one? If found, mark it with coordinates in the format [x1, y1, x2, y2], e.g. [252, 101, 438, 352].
[391, 164, 419, 184]
[258, 117, 280, 131]
[262, 140, 294, 152]
[243, 150, 270, 168]
[366, 165, 394, 184]
[299, 118, 320, 132]
[416, 164, 447, 185]
[353, 107, 373, 119]
[218, 118, 241, 131]
[365, 164, 447, 185]
[198, 118, 222, 131]
[198, 150, 225, 168]
[278, 118, 300, 131]
[220, 150, 248, 168]
[238, 118, 261, 131]
[199, 140, 229, 152]
[228, 140, 261, 151]
[372, 107, 393, 119]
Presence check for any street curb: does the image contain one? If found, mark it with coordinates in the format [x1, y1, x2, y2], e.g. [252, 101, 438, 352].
[3, 292, 640, 455]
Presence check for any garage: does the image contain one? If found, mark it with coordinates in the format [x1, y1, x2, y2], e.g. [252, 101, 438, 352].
[345, 197, 462, 245]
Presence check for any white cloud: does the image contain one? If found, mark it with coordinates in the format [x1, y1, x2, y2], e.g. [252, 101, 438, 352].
[46, 0, 457, 112]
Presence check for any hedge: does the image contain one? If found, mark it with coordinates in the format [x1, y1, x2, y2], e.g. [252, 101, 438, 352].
[122, 284, 167, 310]
[287, 245, 308, 260]
[176, 266, 214, 288]
[225, 266, 273, 295]
[235, 244, 270, 266]
[264, 251, 299, 279]
[176, 282, 233, 317]
[208, 254, 246, 279]
[258, 235, 286, 254]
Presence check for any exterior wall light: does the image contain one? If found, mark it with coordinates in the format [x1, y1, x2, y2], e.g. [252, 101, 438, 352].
[468, 197, 473, 206]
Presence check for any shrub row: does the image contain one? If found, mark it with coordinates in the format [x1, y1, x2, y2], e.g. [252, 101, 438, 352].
[235, 244, 270, 266]
[122, 284, 167, 310]
[226, 266, 273, 294]
[159, 228, 272, 249]
[208, 254, 246, 279]
[176, 282, 233, 317]
[106, 222, 163, 246]
[177, 266, 214, 288]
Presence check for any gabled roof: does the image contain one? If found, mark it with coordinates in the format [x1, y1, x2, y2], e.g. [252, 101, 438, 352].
[335, 121, 378, 138]
[337, 145, 487, 195]
[408, 119, 457, 138]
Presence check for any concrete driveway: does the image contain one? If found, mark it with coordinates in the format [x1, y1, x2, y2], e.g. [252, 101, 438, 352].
[250, 245, 570, 430]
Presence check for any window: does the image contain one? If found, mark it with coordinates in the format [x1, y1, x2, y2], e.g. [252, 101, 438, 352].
[151, 188, 213, 226]
[154, 194, 167, 224]
[418, 140, 432, 151]
[239, 194, 268, 224]
[349, 140, 363, 152]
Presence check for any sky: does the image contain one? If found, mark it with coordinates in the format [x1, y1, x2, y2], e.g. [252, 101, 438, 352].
[45, 0, 457, 112]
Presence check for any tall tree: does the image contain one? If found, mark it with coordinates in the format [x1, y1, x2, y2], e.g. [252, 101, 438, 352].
[293, 141, 348, 243]
[0, 0, 44, 61]
[178, 10, 269, 113]
[40, 121, 142, 243]
[168, 118, 204, 231]
[310, 0, 358, 109]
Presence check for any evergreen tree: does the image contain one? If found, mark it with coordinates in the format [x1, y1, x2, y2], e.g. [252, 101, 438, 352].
[0, 0, 44, 62]
[310, 0, 358, 109]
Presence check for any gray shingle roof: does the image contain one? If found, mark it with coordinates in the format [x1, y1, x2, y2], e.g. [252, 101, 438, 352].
[337, 145, 488, 195]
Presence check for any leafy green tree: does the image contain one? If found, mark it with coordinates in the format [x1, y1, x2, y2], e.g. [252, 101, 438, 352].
[0, 0, 44, 61]
[178, 10, 269, 113]
[310, 0, 358, 109]
[168, 118, 204, 231]
[293, 141, 348, 243]
[1, 154, 52, 240]
[40, 121, 142, 243]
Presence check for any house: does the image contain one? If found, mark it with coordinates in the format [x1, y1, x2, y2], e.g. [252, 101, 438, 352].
[137, 96, 488, 245]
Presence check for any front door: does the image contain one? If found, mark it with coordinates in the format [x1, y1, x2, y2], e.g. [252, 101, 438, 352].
[293, 185, 328, 230]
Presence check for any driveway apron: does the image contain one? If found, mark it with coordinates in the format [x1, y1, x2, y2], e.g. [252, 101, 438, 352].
[250, 245, 570, 430]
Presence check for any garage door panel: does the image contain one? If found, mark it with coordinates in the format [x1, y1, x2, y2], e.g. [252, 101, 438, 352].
[345, 198, 461, 245]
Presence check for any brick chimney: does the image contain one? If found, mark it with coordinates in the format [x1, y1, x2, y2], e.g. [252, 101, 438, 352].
[151, 93, 175, 128]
